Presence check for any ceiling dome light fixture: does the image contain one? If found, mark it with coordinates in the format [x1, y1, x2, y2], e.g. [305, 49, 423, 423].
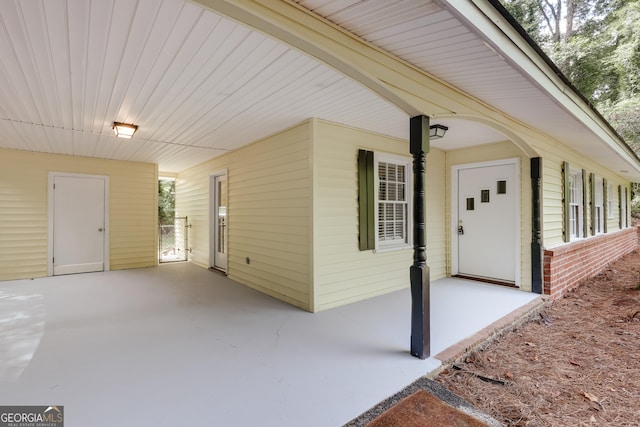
[112, 122, 138, 139]
[429, 124, 448, 140]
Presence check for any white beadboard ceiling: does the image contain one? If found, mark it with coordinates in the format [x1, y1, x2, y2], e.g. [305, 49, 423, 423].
[293, 0, 639, 175]
[0, 0, 637, 177]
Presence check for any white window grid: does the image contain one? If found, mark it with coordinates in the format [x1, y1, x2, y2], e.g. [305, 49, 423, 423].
[608, 183, 614, 219]
[594, 177, 604, 234]
[569, 171, 583, 238]
[621, 187, 627, 228]
[375, 155, 411, 250]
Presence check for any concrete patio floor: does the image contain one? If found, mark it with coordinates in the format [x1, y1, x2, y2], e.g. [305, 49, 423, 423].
[0, 262, 541, 426]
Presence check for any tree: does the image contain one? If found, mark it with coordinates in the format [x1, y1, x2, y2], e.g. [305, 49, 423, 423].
[158, 179, 175, 225]
[501, 0, 623, 97]
[501, 0, 640, 142]
[501, 0, 640, 216]
[502, 0, 548, 43]
[600, 98, 640, 153]
[605, 1, 640, 99]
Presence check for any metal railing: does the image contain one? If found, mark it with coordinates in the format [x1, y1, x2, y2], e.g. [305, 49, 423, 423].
[159, 216, 190, 263]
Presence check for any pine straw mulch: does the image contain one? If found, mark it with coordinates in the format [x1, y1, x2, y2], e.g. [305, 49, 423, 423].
[436, 249, 640, 427]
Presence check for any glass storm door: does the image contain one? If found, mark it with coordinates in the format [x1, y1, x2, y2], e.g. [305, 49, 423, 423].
[211, 173, 228, 271]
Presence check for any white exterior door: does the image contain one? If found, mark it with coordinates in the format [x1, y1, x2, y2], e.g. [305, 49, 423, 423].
[52, 175, 106, 275]
[210, 173, 228, 272]
[455, 161, 518, 284]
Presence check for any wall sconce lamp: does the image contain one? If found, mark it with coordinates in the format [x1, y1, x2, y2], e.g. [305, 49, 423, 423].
[112, 122, 138, 139]
[429, 124, 448, 140]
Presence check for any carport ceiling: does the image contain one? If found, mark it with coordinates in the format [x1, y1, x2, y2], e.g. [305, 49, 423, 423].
[0, 0, 634, 175]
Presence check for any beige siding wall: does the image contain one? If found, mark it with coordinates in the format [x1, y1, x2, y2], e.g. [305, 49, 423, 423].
[177, 119, 449, 312]
[174, 166, 211, 269]
[312, 120, 447, 311]
[426, 148, 448, 282]
[537, 144, 632, 248]
[176, 122, 312, 311]
[0, 148, 157, 281]
[446, 142, 532, 291]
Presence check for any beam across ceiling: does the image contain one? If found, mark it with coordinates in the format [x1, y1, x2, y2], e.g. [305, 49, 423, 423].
[190, 0, 541, 159]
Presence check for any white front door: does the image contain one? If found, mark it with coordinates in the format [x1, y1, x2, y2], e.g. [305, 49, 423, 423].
[52, 175, 107, 275]
[210, 173, 228, 272]
[455, 161, 518, 284]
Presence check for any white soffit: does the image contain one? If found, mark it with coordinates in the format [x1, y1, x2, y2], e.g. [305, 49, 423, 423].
[0, 0, 408, 173]
[293, 0, 562, 125]
[1, 0, 637, 177]
[294, 0, 640, 178]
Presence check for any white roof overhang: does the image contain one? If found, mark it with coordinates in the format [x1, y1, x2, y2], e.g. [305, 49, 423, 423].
[0, 0, 638, 179]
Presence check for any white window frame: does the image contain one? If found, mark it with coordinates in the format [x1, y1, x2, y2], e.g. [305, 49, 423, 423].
[374, 152, 412, 251]
[594, 176, 604, 234]
[608, 183, 615, 219]
[569, 170, 584, 239]
[621, 186, 628, 228]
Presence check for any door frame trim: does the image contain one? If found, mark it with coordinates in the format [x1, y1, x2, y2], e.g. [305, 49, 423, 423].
[450, 158, 521, 286]
[209, 169, 228, 272]
[47, 172, 110, 276]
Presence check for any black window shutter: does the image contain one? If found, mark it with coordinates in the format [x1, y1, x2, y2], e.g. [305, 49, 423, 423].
[358, 150, 375, 250]
[582, 169, 588, 238]
[619, 185, 623, 229]
[589, 173, 595, 236]
[625, 186, 629, 227]
[603, 178, 608, 233]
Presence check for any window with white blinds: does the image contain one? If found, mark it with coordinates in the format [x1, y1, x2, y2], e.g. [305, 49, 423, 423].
[376, 154, 411, 250]
[608, 183, 614, 219]
[569, 170, 584, 238]
[594, 176, 604, 234]
[377, 161, 407, 243]
[358, 150, 412, 251]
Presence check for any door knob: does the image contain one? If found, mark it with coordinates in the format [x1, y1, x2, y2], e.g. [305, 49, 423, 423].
[458, 225, 464, 235]
[98, 228, 103, 232]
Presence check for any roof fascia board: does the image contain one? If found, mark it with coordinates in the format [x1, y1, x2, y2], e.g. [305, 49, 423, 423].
[445, 0, 640, 173]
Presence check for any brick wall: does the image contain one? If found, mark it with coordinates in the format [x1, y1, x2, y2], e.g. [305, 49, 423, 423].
[543, 226, 640, 298]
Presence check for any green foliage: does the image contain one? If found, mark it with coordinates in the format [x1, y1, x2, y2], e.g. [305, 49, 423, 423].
[552, 33, 617, 102]
[631, 182, 640, 218]
[606, 1, 640, 99]
[631, 192, 640, 218]
[158, 179, 175, 225]
[502, 0, 548, 44]
[600, 97, 640, 152]
[501, 0, 640, 155]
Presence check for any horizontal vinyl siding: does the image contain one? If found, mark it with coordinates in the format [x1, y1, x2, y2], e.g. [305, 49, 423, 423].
[110, 173, 158, 270]
[230, 138, 311, 309]
[313, 120, 420, 311]
[426, 148, 447, 281]
[0, 148, 157, 281]
[0, 158, 48, 278]
[542, 157, 563, 246]
[175, 164, 214, 269]
[536, 144, 630, 248]
[176, 122, 312, 310]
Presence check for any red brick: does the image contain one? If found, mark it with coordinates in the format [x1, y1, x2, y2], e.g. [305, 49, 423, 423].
[543, 226, 639, 298]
